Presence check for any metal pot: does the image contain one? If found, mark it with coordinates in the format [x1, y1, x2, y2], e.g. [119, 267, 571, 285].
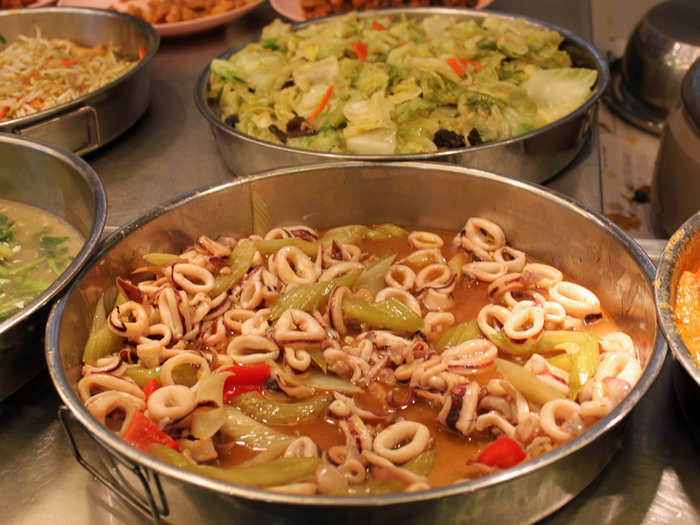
[654, 211, 700, 443]
[195, 8, 609, 184]
[0, 7, 159, 155]
[46, 162, 664, 524]
[606, 0, 700, 135]
[0, 132, 106, 400]
[652, 57, 700, 235]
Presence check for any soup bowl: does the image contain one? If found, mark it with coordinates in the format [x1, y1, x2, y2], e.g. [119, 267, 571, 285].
[654, 211, 700, 442]
[0, 132, 106, 399]
[46, 162, 664, 524]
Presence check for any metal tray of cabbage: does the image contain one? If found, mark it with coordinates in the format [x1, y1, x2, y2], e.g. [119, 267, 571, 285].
[0, 7, 159, 155]
[195, 8, 609, 183]
[46, 162, 664, 524]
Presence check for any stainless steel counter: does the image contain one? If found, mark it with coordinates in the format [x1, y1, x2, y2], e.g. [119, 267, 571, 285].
[1, 1, 697, 524]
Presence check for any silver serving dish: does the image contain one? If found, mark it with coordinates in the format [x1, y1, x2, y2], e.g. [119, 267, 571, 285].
[195, 8, 609, 184]
[46, 162, 664, 524]
[655, 211, 700, 443]
[0, 7, 159, 156]
[0, 132, 106, 400]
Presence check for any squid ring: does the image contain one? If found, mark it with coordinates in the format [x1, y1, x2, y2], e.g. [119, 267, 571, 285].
[373, 421, 431, 464]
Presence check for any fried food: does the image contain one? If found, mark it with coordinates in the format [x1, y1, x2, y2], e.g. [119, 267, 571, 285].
[300, 0, 478, 20]
[114, 0, 255, 24]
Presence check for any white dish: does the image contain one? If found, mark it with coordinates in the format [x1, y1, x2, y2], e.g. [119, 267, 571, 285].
[57, 0, 264, 37]
[270, 0, 493, 22]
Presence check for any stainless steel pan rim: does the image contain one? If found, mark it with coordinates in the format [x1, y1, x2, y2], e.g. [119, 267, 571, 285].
[0, 132, 107, 335]
[46, 161, 664, 509]
[655, 211, 700, 388]
[194, 7, 610, 163]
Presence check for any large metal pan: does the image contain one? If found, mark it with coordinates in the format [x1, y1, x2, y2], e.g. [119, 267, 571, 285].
[195, 8, 609, 183]
[0, 7, 159, 156]
[654, 211, 700, 443]
[0, 132, 106, 400]
[46, 162, 664, 524]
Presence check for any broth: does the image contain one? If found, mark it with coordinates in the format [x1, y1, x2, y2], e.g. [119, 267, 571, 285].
[0, 199, 83, 321]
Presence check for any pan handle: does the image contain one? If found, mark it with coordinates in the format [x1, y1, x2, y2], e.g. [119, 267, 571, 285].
[58, 405, 170, 524]
[13, 106, 101, 156]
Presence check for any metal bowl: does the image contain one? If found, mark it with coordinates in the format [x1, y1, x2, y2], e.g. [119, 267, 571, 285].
[609, 0, 700, 134]
[0, 7, 159, 155]
[654, 211, 700, 442]
[46, 162, 664, 524]
[0, 132, 106, 400]
[195, 8, 609, 184]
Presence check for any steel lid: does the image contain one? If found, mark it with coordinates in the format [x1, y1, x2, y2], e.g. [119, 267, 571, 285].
[682, 57, 700, 131]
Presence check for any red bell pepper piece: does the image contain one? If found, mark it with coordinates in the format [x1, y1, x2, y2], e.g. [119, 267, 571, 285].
[124, 411, 179, 452]
[353, 42, 368, 62]
[142, 378, 158, 401]
[372, 21, 386, 30]
[477, 437, 525, 469]
[222, 363, 271, 403]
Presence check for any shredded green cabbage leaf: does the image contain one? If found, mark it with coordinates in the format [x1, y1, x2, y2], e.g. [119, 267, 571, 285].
[207, 12, 597, 154]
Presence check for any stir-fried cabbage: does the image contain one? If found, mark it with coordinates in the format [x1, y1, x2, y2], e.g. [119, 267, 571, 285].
[207, 12, 598, 154]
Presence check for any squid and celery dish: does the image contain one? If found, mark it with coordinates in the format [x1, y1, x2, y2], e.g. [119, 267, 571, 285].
[79, 218, 643, 494]
[206, 12, 599, 154]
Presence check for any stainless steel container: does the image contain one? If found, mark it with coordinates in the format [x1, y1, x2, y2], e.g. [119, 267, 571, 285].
[622, 0, 700, 116]
[195, 8, 609, 184]
[0, 7, 159, 155]
[46, 162, 664, 524]
[0, 132, 106, 400]
[654, 211, 700, 443]
[652, 57, 700, 235]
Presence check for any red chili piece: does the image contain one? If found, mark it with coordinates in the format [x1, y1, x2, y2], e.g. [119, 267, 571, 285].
[222, 363, 270, 403]
[477, 437, 525, 469]
[142, 378, 158, 401]
[124, 411, 179, 452]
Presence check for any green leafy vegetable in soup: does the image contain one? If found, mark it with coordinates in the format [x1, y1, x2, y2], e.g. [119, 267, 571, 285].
[0, 199, 83, 321]
[207, 12, 598, 154]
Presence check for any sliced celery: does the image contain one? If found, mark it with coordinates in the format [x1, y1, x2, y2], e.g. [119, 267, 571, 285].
[268, 270, 360, 320]
[435, 319, 481, 351]
[488, 330, 599, 356]
[255, 238, 318, 257]
[321, 225, 370, 247]
[373, 223, 408, 238]
[402, 448, 436, 475]
[494, 358, 565, 406]
[568, 338, 600, 400]
[210, 239, 257, 297]
[547, 352, 572, 372]
[142, 253, 180, 266]
[447, 252, 468, 284]
[352, 254, 395, 295]
[150, 444, 320, 488]
[123, 365, 199, 388]
[220, 406, 292, 453]
[341, 297, 423, 332]
[82, 292, 125, 365]
[230, 391, 333, 425]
